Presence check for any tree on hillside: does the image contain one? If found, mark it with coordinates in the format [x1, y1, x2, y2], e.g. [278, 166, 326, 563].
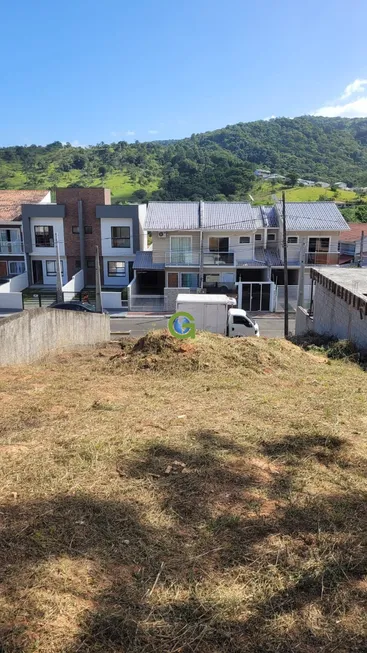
[131, 189, 148, 202]
[286, 172, 298, 187]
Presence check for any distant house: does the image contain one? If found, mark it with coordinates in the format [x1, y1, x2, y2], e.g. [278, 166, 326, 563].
[339, 223, 367, 265]
[316, 182, 330, 188]
[254, 169, 271, 178]
[334, 182, 350, 190]
[297, 179, 315, 187]
[264, 174, 286, 181]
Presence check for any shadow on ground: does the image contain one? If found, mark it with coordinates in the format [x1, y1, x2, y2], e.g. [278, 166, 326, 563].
[1, 430, 367, 652]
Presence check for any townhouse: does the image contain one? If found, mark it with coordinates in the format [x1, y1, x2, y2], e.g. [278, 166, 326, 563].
[19, 188, 146, 288]
[0, 190, 51, 280]
[132, 200, 349, 312]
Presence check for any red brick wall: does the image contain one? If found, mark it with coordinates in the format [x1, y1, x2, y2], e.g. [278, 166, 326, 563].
[55, 188, 110, 281]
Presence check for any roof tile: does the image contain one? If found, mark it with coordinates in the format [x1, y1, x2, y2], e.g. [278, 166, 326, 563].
[0, 190, 49, 222]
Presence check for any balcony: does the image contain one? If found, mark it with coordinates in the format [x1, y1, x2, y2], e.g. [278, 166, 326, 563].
[0, 241, 24, 254]
[203, 251, 235, 266]
[165, 251, 200, 266]
[306, 252, 339, 265]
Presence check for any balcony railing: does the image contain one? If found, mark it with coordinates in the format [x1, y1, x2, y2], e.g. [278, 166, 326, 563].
[111, 238, 131, 248]
[0, 241, 24, 254]
[165, 251, 200, 266]
[203, 251, 235, 266]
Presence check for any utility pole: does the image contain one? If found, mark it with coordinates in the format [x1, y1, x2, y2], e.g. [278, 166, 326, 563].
[199, 200, 204, 292]
[282, 191, 289, 337]
[55, 232, 63, 303]
[95, 245, 102, 313]
[358, 230, 365, 267]
[297, 237, 306, 308]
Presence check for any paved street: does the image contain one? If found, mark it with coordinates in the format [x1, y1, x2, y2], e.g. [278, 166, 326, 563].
[110, 314, 296, 339]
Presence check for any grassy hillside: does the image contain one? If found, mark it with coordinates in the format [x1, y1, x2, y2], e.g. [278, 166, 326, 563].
[2, 116, 367, 203]
[1, 331, 367, 652]
[251, 180, 367, 204]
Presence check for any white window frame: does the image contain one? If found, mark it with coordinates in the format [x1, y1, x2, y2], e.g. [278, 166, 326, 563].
[255, 233, 262, 242]
[108, 261, 126, 277]
[287, 236, 299, 244]
[170, 235, 193, 264]
[46, 260, 64, 276]
[308, 236, 330, 253]
[8, 261, 26, 275]
[267, 233, 276, 242]
[239, 236, 251, 244]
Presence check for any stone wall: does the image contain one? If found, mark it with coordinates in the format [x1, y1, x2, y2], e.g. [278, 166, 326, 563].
[164, 287, 199, 312]
[0, 308, 110, 366]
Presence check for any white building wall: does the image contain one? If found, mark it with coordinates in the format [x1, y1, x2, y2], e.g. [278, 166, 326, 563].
[103, 256, 134, 287]
[313, 283, 367, 348]
[30, 217, 65, 256]
[30, 256, 68, 285]
[100, 218, 134, 257]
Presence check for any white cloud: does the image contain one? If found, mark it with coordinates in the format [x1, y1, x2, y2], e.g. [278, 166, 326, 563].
[110, 131, 119, 138]
[313, 96, 367, 118]
[126, 130, 135, 136]
[148, 129, 159, 135]
[341, 78, 367, 99]
[264, 115, 276, 121]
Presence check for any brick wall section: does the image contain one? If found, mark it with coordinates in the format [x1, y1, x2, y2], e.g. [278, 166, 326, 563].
[55, 188, 111, 280]
[313, 283, 367, 349]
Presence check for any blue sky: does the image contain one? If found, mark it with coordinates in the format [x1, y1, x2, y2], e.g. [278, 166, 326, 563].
[1, 0, 367, 146]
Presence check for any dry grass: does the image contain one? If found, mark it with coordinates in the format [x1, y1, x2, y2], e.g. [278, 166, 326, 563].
[0, 330, 367, 652]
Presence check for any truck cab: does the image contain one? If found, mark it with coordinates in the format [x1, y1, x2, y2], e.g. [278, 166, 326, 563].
[228, 309, 259, 337]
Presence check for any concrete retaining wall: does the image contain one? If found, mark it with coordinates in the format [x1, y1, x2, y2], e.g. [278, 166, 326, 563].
[0, 308, 110, 366]
[0, 272, 28, 293]
[101, 292, 122, 309]
[295, 306, 314, 336]
[313, 283, 367, 348]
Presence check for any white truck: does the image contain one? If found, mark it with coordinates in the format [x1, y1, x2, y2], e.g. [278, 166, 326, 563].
[176, 294, 259, 337]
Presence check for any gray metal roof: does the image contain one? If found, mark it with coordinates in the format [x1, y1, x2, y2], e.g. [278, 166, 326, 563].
[133, 250, 165, 270]
[275, 202, 349, 231]
[202, 202, 261, 231]
[145, 202, 199, 230]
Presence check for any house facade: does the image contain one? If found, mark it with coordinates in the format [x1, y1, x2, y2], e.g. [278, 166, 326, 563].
[0, 190, 51, 280]
[21, 188, 146, 288]
[339, 223, 367, 266]
[132, 200, 349, 312]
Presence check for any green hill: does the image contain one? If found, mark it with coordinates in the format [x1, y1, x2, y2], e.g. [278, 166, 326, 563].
[2, 116, 367, 204]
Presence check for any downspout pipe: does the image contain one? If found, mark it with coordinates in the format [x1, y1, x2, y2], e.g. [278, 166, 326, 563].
[199, 201, 204, 291]
[78, 200, 86, 283]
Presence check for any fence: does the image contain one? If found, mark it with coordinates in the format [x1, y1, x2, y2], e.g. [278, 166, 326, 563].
[62, 270, 84, 302]
[0, 273, 28, 310]
[275, 285, 312, 313]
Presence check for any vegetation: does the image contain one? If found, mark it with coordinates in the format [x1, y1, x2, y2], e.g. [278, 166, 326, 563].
[1, 331, 367, 652]
[250, 180, 366, 205]
[2, 116, 367, 204]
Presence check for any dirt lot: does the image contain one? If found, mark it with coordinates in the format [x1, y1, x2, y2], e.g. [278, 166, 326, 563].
[0, 332, 367, 652]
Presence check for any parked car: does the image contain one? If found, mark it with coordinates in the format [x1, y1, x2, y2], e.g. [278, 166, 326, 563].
[50, 301, 107, 313]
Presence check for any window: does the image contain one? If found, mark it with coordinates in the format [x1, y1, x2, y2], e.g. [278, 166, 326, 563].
[111, 226, 130, 248]
[87, 259, 95, 268]
[309, 237, 330, 252]
[255, 234, 262, 241]
[84, 225, 92, 234]
[181, 273, 199, 288]
[287, 236, 298, 244]
[167, 272, 178, 288]
[108, 261, 126, 276]
[46, 260, 64, 276]
[209, 237, 229, 252]
[267, 233, 276, 241]
[204, 274, 220, 283]
[72, 226, 80, 234]
[233, 315, 253, 328]
[240, 236, 250, 244]
[8, 261, 25, 275]
[34, 225, 54, 247]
